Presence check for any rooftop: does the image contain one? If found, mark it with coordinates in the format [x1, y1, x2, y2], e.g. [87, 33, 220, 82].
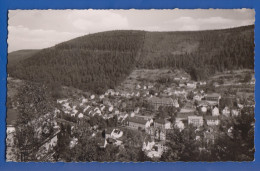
[176, 113, 195, 119]
[148, 97, 174, 104]
[198, 100, 210, 106]
[154, 118, 170, 124]
[128, 116, 147, 125]
[179, 108, 196, 113]
[206, 93, 221, 98]
[205, 116, 219, 120]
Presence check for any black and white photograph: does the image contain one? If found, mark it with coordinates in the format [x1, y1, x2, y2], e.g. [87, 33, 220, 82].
[6, 9, 255, 162]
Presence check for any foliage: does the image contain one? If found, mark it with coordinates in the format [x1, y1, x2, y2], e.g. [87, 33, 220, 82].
[9, 26, 254, 94]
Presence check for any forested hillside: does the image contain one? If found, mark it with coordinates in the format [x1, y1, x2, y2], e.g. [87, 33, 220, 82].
[8, 49, 40, 68]
[138, 25, 254, 80]
[9, 31, 145, 94]
[8, 25, 254, 94]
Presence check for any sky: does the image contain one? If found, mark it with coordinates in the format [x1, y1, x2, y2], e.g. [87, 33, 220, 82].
[8, 9, 255, 52]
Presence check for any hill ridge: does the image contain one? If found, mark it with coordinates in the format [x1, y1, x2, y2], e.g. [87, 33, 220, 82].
[8, 25, 254, 94]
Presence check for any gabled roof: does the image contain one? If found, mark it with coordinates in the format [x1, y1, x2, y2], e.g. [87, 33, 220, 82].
[198, 100, 210, 106]
[206, 93, 221, 98]
[176, 113, 195, 119]
[205, 116, 219, 120]
[183, 102, 195, 109]
[179, 108, 196, 113]
[148, 97, 174, 104]
[154, 118, 170, 124]
[128, 116, 147, 125]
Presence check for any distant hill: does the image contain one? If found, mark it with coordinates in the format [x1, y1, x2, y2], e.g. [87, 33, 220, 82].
[8, 49, 40, 68]
[8, 25, 255, 94]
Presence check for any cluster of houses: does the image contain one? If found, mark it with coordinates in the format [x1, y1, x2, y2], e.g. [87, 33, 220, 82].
[55, 73, 253, 159]
[7, 71, 255, 161]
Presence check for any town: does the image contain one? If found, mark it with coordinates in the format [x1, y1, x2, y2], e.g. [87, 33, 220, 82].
[6, 68, 255, 161]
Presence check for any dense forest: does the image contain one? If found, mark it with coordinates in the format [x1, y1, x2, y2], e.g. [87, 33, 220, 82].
[7, 49, 40, 68]
[8, 25, 254, 94]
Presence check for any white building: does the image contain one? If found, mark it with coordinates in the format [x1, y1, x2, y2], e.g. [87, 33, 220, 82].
[205, 116, 220, 126]
[212, 107, 220, 116]
[187, 82, 197, 89]
[175, 121, 185, 130]
[231, 109, 240, 117]
[188, 116, 203, 127]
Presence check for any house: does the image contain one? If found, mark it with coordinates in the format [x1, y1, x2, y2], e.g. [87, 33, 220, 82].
[212, 107, 220, 116]
[197, 101, 210, 112]
[148, 85, 154, 89]
[222, 107, 231, 117]
[154, 118, 171, 130]
[142, 137, 155, 151]
[106, 89, 115, 95]
[111, 129, 123, 139]
[173, 89, 187, 96]
[83, 105, 91, 113]
[237, 104, 244, 109]
[101, 105, 106, 111]
[174, 77, 181, 81]
[175, 120, 185, 130]
[199, 81, 206, 85]
[105, 128, 123, 139]
[179, 81, 186, 87]
[90, 95, 95, 100]
[128, 116, 149, 130]
[78, 113, 83, 119]
[175, 113, 195, 123]
[134, 107, 140, 114]
[6, 109, 18, 135]
[114, 109, 120, 115]
[205, 93, 221, 106]
[154, 129, 166, 141]
[205, 116, 220, 126]
[69, 137, 78, 149]
[250, 77, 255, 85]
[148, 97, 176, 110]
[183, 102, 195, 110]
[146, 141, 166, 158]
[181, 76, 188, 80]
[231, 109, 240, 117]
[193, 94, 203, 101]
[187, 81, 197, 89]
[188, 116, 203, 127]
[80, 98, 88, 106]
[178, 107, 196, 116]
[108, 106, 114, 112]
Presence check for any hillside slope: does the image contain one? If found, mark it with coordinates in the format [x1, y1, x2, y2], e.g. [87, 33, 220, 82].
[8, 49, 40, 68]
[8, 25, 254, 94]
[138, 25, 254, 78]
[9, 30, 145, 94]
